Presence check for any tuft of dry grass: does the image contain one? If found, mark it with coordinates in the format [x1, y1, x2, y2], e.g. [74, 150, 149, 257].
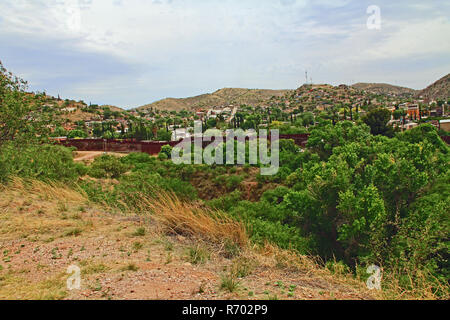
[0, 271, 67, 300]
[251, 243, 449, 300]
[377, 267, 449, 300]
[3, 177, 86, 203]
[249, 242, 377, 299]
[138, 192, 248, 248]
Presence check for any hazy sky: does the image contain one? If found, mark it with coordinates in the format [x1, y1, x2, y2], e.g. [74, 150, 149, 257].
[1, 0, 449, 108]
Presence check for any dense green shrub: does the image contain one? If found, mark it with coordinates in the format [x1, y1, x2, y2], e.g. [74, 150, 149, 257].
[224, 199, 310, 252]
[114, 171, 197, 208]
[67, 129, 88, 139]
[214, 174, 244, 191]
[157, 152, 168, 161]
[0, 142, 82, 183]
[206, 190, 243, 212]
[156, 129, 172, 141]
[248, 219, 310, 253]
[387, 174, 449, 291]
[159, 145, 173, 159]
[204, 123, 449, 294]
[278, 124, 449, 289]
[78, 179, 118, 205]
[306, 121, 371, 160]
[88, 155, 129, 179]
[261, 186, 290, 205]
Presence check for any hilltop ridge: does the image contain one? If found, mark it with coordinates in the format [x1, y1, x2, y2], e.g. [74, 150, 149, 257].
[137, 88, 291, 112]
[417, 73, 450, 101]
[351, 83, 417, 97]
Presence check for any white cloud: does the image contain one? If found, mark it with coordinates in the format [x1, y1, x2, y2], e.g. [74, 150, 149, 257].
[0, 0, 449, 106]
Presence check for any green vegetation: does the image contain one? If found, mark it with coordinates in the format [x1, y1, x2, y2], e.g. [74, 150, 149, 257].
[187, 245, 210, 265]
[1, 61, 449, 299]
[132, 227, 146, 237]
[220, 272, 240, 293]
[0, 142, 85, 183]
[88, 155, 129, 179]
[362, 108, 396, 137]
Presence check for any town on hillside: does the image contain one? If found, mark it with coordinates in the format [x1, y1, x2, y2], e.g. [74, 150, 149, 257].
[44, 78, 450, 143]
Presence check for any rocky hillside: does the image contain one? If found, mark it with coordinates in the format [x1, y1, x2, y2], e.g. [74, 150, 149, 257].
[138, 88, 290, 112]
[37, 94, 126, 122]
[351, 83, 417, 97]
[416, 73, 450, 101]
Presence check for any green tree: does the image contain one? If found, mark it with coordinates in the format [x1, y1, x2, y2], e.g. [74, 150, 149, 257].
[0, 61, 50, 146]
[51, 126, 68, 137]
[281, 123, 449, 287]
[362, 108, 394, 137]
[393, 109, 403, 120]
[67, 129, 88, 139]
[156, 129, 172, 141]
[306, 121, 371, 160]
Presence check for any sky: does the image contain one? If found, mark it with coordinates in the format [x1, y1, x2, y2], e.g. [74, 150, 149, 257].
[0, 0, 449, 109]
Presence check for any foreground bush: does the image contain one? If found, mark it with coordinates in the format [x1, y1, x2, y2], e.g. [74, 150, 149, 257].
[0, 143, 84, 183]
[88, 154, 129, 179]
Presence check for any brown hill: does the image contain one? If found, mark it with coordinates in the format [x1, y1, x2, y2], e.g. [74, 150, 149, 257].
[351, 83, 417, 97]
[138, 88, 291, 112]
[416, 73, 450, 101]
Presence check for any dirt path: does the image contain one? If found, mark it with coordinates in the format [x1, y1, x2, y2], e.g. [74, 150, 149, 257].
[74, 151, 128, 163]
[0, 182, 375, 300]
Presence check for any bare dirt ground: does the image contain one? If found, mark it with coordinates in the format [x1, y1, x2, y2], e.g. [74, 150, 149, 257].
[0, 180, 376, 300]
[74, 151, 128, 164]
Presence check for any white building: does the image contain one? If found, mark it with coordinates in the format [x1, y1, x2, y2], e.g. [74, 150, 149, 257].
[171, 128, 192, 141]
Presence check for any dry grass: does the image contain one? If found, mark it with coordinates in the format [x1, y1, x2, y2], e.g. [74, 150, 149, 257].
[248, 243, 376, 297]
[138, 192, 248, 248]
[378, 267, 449, 300]
[0, 178, 445, 300]
[0, 271, 67, 300]
[251, 243, 449, 300]
[0, 179, 88, 242]
[3, 177, 86, 203]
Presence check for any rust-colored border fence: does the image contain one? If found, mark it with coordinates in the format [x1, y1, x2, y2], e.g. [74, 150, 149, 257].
[56, 133, 448, 155]
[56, 134, 311, 155]
[440, 135, 450, 145]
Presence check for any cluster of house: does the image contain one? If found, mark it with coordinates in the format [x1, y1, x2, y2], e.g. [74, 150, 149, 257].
[170, 120, 203, 141]
[387, 100, 448, 131]
[195, 105, 235, 120]
[289, 84, 370, 115]
[171, 106, 237, 140]
[49, 89, 450, 140]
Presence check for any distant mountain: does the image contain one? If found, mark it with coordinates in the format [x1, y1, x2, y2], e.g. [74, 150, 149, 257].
[137, 88, 291, 112]
[351, 83, 417, 97]
[416, 73, 450, 101]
